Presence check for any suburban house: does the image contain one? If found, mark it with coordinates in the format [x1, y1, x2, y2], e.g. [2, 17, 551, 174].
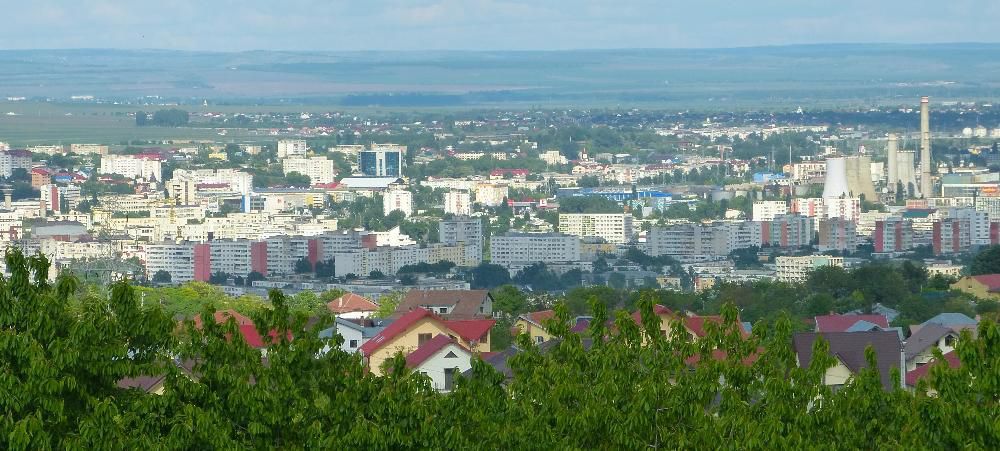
[392, 289, 493, 320]
[511, 310, 556, 344]
[905, 351, 961, 391]
[192, 310, 290, 351]
[951, 274, 1000, 300]
[628, 305, 749, 341]
[326, 292, 379, 319]
[361, 307, 494, 375]
[318, 317, 384, 353]
[849, 303, 900, 323]
[814, 314, 890, 333]
[405, 334, 474, 392]
[792, 331, 904, 390]
[910, 312, 978, 335]
[904, 323, 961, 371]
[117, 360, 197, 395]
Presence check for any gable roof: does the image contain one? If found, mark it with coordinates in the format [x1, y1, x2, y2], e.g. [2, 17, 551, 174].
[814, 314, 890, 333]
[192, 310, 289, 349]
[904, 323, 956, 360]
[684, 315, 751, 338]
[405, 334, 470, 368]
[905, 351, 961, 387]
[970, 274, 1000, 291]
[394, 289, 491, 319]
[443, 319, 495, 342]
[923, 312, 977, 327]
[327, 292, 379, 315]
[360, 308, 437, 356]
[792, 331, 902, 390]
[629, 304, 675, 325]
[520, 309, 556, 328]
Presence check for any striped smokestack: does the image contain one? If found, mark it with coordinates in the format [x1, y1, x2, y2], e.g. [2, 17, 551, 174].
[920, 96, 932, 197]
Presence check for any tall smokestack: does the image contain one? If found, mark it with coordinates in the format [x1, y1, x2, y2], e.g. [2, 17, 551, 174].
[886, 133, 898, 192]
[920, 96, 932, 197]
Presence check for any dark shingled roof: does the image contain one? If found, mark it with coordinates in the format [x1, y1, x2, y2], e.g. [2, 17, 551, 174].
[393, 289, 492, 320]
[792, 331, 902, 390]
[904, 323, 956, 360]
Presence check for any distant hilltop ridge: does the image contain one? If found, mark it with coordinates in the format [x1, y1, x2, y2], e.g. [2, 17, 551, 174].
[2, 44, 1000, 107]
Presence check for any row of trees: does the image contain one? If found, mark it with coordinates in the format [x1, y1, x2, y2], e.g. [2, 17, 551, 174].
[135, 109, 190, 127]
[4, 249, 998, 448]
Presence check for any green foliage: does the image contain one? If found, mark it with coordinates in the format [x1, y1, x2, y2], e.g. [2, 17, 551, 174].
[470, 263, 511, 289]
[152, 270, 171, 284]
[294, 257, 313, 274]
[283, 171, 312, 187]
[558, 196, 622, 213]
[372, 290, 406, 318]
[2, 247, 1000, 448]
[970, 245, 1000, 275]
[397, 260, 455, 275]
[136, 109, 189, 127]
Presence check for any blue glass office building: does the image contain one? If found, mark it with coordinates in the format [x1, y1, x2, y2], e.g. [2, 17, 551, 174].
[360, 150, 402, 177]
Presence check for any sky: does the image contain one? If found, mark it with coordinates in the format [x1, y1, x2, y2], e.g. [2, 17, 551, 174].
[2, 0, 999, 51]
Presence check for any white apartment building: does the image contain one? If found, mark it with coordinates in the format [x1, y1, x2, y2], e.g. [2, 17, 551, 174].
[752, 200, 788, 221]
[540, 150, 568, 166]
[209, 240, 254, 276]
[171, 168, 254, 195]
[792, 197, 861, 229]
[69, 144, 110, 155]
[40, 184, 82, 213]
[278, 139, 308, 158]
[490, 232, 581, 269]
[263, 236, 312, 276]
[383, 189, 413, 217]
[167, 179, 197, 205]
[38, 239, 112, 263]
[282, 157, 336, 185]
[444, 190, 472, 216]
[474, 183, 508, 207]
[440, 217, 483, 266]
[144, 242, 196, 283]
[0, 150, 32, 177]
[100, 155, 163, 181]
[559, 213, 634, 244]
[775, 255, 844, 283]
[941, 207, 991, 246]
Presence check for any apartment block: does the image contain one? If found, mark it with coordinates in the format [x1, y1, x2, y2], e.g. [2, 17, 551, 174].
[873, 218, 914, 253]
[752, 200, 788, 221]
[775, 255, 844, 283]
[277, 139, 308, 158]
[439, 217, 483, 266]
[761, 214, 814, 249]
[817, 218, 858, 252]
[100, 154, 163, 181]
[490, 232, 581, 269]
[444, 190, 472, 216]
[282, 157, 336, 185]
[559, 213, 634, 244]
[383, 189, 413, 217]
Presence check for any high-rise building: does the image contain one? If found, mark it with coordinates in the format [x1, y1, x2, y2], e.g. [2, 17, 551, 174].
[817, 218, 858, 252]
[873, 218, 914, 253]
[100, 154, 163, 181]
[752, 200, 788, 221]
[559, 213, 634, 244]
[444, 190, 472, 216]
[775, 255, 843, 283]
[282, 157, 336, 185]
[440, 216, 483, 266]
[383, 189, 413, 217]
[359, 145, 404, 177]
[277, 139, 308, 158]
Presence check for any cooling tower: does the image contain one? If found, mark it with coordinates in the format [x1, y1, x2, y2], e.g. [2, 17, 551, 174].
[823, 157, 849, 198]
[886, 133, 898, 190]
[845, 155, 877, 200]
[920, 97, 932, 197]
[896, 150, 919, 198]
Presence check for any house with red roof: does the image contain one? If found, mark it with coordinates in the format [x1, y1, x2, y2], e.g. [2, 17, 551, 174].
[627, 305, 750, 341]
[405, 334, 473, 392]
[814, 314, 890, 333]
[906, 351, 960, 392]
[952, 274, 1000, 301]
[192, 309, 291, 351]
[360, 307, 494, 375]
[326, 292, 379, 319]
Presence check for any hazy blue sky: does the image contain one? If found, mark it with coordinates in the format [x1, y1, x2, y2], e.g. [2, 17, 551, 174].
[3, 0, 998, 51]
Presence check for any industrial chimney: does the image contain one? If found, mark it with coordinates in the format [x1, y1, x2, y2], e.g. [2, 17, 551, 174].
[920, 96, 932, 197]
[886, 133, 898, 192]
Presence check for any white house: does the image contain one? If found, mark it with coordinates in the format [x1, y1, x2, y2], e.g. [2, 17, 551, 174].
[405, 334, 474, 392]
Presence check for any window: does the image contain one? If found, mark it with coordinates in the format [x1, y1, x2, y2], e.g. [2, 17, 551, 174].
[418, 333, 432, 346]
[349, 339, 358, 348]
[439, 307, 448, 314]
[945, 335, 956, 347]
[480, 332, 488, 344]
[535, 335, 544, 344]
[444, 351, 458, 359]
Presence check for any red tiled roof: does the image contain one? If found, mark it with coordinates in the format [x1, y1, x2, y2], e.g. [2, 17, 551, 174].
[906, 351, 961, 386]
[630, 304, 675, 324]
[193, 309, 289, 349]
[405, 334, 469, 368]
[327, 292, 379, 314]
[524, 309, 555, 326]
[31, 167, 52, 175]
[814, 314, 889, 332]
[971, 274, 1000, 291]
[443, 319, 495, 342]
[360, 308, 436, 356]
